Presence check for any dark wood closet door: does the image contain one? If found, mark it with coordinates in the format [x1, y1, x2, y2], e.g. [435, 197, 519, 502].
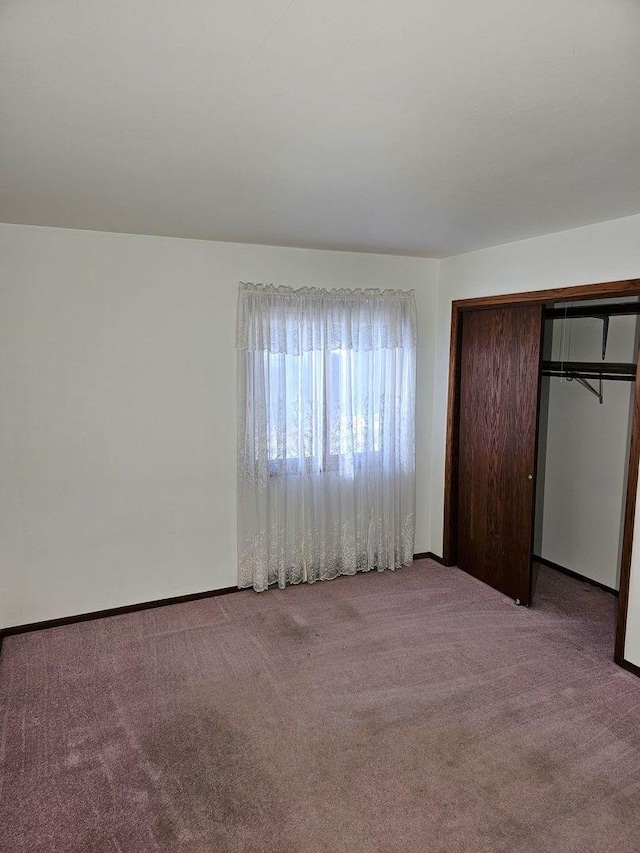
[457, 305, 543, 605]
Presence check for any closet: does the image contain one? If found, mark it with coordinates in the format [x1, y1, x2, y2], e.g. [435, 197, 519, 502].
[535, 298, 639, 596]
[443, 279, 640, 669]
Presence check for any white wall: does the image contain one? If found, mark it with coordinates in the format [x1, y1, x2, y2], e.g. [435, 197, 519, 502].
[537, 311, 636, 590]
[433, 212, 640, 666]
[0, 223, 439, 628]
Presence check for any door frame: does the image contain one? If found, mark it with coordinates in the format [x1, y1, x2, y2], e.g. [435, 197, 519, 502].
[442, 278, 640, 672]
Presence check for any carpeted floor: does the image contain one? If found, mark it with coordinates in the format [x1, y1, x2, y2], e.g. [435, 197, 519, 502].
[1, 559, 639, 852]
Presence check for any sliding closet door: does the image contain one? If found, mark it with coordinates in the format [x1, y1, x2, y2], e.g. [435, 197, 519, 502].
[457, 305, 544, 605]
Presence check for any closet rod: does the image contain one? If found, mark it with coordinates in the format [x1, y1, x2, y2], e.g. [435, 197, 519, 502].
[544, 302, 640, 319]
[542, 360, 636, 376]
[542, 361, 636, 383]
[542, 371, 635, 382]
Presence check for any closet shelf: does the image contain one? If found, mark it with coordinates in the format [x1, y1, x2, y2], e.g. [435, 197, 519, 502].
[542, 360, 636, 381]
[545, 302, 640, 319]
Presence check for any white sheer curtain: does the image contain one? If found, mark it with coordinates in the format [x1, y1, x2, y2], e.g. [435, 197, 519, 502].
[236, 283, 417, 591]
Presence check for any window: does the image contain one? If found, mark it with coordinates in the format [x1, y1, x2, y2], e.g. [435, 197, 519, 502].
[236, 282, 417, 591]
[265, 347, 383, 475]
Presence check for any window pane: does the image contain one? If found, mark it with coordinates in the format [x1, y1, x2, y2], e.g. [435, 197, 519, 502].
[266, 350, 324, 463]
[265, 346, 386, 469]
[327, 348, 382, 457]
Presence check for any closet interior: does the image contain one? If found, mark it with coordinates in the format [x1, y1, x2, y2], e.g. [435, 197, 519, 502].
[534, 296, 640, 596]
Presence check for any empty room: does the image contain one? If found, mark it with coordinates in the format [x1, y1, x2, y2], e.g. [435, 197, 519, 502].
[2, 1, 640, 851]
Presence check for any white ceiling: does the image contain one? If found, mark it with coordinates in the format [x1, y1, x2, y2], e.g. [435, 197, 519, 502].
[2, 0, 640, 258]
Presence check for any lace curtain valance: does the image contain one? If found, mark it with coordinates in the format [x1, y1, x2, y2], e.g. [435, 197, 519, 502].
[236, 283, 417, 354]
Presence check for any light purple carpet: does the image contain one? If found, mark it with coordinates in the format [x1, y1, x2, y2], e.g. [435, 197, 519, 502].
[1, 560, 639, 852]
